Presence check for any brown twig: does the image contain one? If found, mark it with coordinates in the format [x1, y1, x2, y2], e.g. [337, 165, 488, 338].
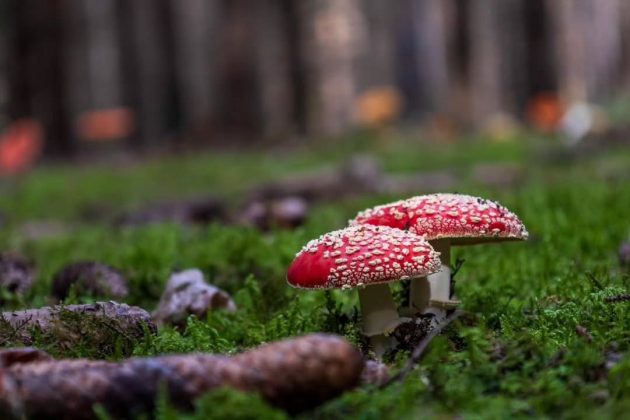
[450, 258, 465, 299]
[450, 258, 466, 280]
[586, 272, 603, 291]
[604, 294, 630, 304]
[380, 310, 463, 389]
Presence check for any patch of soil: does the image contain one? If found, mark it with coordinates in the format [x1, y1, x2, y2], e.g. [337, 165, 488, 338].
[392, 315, 435, 352]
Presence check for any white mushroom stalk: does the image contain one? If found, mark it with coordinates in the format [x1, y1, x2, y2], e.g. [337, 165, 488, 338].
[286, 225, 441, 357]
[358, 283, 403, 356]
[358, 283, 401, 336]
[409, 238, 459, 322]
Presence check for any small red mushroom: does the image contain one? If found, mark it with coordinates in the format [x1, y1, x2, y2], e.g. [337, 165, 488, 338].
[287, 224, 440, 355]
[350, 193, 528, 320]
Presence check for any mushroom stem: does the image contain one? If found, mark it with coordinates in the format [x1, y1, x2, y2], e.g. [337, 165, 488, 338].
[409, 239, 459, 320]
[358, 283, 403, 355]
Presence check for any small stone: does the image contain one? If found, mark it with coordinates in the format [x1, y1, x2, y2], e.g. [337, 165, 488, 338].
[18, 220, 69, 241]
[238, 196, 309, 231]
[589, 389, 610, 404]
[152, 269, 236, 327]
[51, 261, 128, 301]
[116, 196, 226, 227]
[360, 360, 390, 386]
[575, 325, 593, 342]
[0, 302, 156, 356]
[604, 350, 623, 371]
[0, 252, 35, 297]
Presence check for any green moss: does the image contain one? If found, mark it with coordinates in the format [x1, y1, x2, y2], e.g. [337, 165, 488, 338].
[1, 134, 629, 417]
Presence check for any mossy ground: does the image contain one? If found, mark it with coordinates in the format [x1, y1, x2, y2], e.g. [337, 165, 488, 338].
[1, 133, 629, 419]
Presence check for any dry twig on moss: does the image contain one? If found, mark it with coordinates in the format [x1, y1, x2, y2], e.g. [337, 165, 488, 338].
[152, 269, 236, 327]
[604, 294, 630, 304]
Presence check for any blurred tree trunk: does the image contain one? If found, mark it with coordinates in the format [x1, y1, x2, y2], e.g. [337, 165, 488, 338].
[216, 0, 262, 140]
[409, 0, 451, 114]
[64, 0, 90, 142]
[500, 0, 528, 112]
[357, 0, 396, 91]
[620, 1, 630, 91]
[83, 0, 123, 110]
[0, 3, 9, 123]
[468, 2, 502, 123]
[589, 0, 622, 100]
[65, 0, 127, 154]
[547, 0, 589, 102]
[547, 0, 622, 103]
[523, 0, 557, 97]
[253, 0, 294, 139]
[299, 0, 365, 136]
[7, 0, 73, 156]
[468, 0, 528, 123]
[441, 0, 470, 124]
[116, 0, 178, 150]
[280, 0, 308, 135]
[170, 0, 219, 139]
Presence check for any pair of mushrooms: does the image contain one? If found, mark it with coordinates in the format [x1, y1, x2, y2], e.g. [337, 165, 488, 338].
[287, 193, 528, 354]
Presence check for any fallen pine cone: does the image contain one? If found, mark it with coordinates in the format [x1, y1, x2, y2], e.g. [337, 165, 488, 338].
[0, 334, 363, 419]
[0, 302, 156, 357]
[152, 269, 236, 327]
[228, 333, 362, 411]
[51, 261, 129, 301]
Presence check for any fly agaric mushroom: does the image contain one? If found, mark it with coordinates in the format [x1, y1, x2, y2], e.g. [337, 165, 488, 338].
[287, 225, 440, 355]
[350, 193, 528, 321]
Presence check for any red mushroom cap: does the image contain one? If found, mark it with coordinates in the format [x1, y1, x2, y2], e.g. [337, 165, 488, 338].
[350, 193, 528, 245]
[287, 225, 441, 289]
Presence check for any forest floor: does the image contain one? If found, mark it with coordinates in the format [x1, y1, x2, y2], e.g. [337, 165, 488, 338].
[0, 132, 629, 419]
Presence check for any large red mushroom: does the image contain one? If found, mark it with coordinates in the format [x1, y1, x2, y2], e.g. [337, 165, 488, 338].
[350, 193, 528, 321]
[287, 224, 440, 355]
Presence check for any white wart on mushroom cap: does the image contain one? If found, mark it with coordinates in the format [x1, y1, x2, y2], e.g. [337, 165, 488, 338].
[286, 225, 441, 290]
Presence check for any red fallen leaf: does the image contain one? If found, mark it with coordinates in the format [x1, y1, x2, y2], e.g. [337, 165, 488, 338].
[526, 92, 565, 133]
[0, 119, 43, 175]
[75, 107, 134, 142]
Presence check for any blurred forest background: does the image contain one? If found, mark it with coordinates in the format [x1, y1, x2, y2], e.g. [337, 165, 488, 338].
[1, 0, 630, 162]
